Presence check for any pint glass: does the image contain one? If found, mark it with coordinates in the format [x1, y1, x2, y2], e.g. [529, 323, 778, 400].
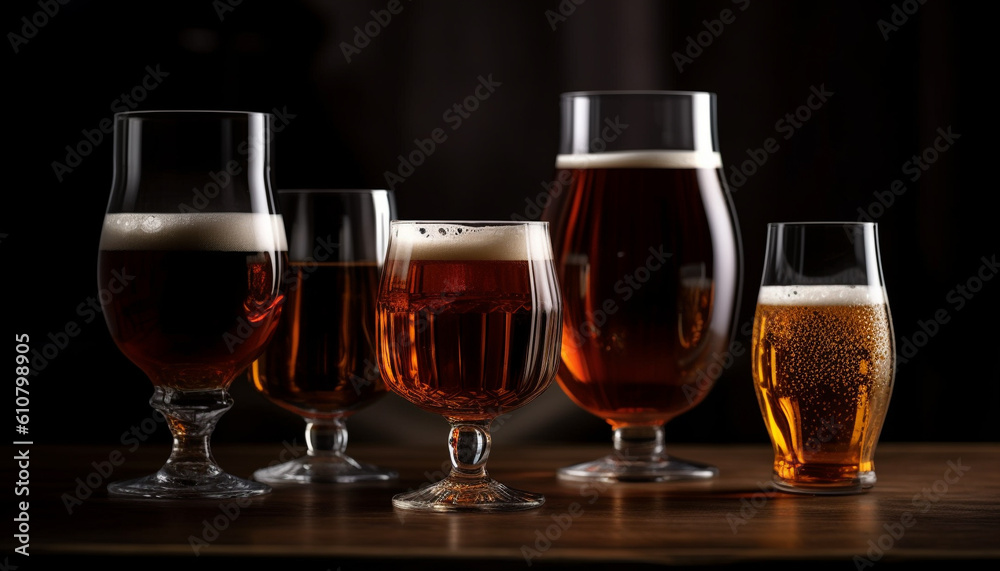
[752, 222, 896, 494]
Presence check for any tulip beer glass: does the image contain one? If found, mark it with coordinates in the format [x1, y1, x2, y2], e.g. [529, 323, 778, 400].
[752, 222, 895, 494]
[376, 221, 562, 511]
[250, 189, 398, 484]
[98, 110, 287, 498]
[542, 91, 743, 482]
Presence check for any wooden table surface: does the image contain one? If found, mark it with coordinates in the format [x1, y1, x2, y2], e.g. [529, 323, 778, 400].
[10, 441, 1000, 569]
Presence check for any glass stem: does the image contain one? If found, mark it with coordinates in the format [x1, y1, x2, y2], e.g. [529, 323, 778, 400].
[305, 417, 348, 458]
[612, 424, 666, 461]
[150, 386, 232, 481]
[447, 419, 492, 481]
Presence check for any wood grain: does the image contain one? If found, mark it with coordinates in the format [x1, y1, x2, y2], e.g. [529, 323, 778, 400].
[14, 442, 999, 569]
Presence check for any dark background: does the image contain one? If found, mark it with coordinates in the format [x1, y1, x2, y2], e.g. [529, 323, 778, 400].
[4, 0, 996, 452]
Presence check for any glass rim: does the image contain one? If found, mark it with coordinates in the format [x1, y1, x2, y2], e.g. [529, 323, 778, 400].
[278, 188, 392, 194]
[113, 109, 273, 120]
[390, 220, 548, 226]
[561, 90, 715, 98]
[767, 221, 877, 228]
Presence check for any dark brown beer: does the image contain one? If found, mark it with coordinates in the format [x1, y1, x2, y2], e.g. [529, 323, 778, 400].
[542, 152, 741, 428]
[376, 224, 561, 420]
[99, 213, 286, 390]
[251, 261, 386, 419]
[752, 285, 894, 487]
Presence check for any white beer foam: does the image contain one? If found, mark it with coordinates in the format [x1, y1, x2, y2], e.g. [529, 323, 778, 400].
[392, 223, 552, 261]
[758, 284, 886, 306]
[556, 150, 722, 170]
[100, 213, 288, 252]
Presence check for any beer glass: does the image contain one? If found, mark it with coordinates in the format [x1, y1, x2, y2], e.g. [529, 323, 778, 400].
[376, 221, 562, 511]
[98, 110, 287, 498]
[752, 222, 895, 494]
[542, 91, 743, 482]
[249, 189, 398, 484]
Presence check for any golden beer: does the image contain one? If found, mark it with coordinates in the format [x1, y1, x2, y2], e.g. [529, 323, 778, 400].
[752, 284, 894, 491]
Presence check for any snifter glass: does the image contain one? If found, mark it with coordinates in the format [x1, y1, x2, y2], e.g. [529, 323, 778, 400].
[752, 222, 895, 494]
[376, 221, 562, 511]
[98, 110, 287, 498]
[542, 91, 743, 482]
[249, 189, 398, 484]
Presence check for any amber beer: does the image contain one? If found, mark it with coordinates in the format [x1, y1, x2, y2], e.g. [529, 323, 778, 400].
[376, 224, 562, 420]
[545, 151, 741, 427]
[98, 212, 286, 390]
[752, 285, 894, 489]
[251, 261, 386, 418]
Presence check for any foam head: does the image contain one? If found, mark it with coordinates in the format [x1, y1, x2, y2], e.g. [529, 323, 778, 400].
[389, 222, 552, 261]
[100, 213, 288, 251]
[757, 284, 886, 306]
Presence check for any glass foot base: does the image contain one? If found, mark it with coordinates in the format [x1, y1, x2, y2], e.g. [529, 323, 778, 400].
[770, 471, 874, 496]
[253, 454, 398, 485]
[393, 477, 544, 512]
[557, 453, 719, 483]
[770, 479, 865, 495]
[108, 470, 272, 499]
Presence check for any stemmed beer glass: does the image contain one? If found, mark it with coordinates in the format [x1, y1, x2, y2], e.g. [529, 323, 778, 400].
[752, 222, 895, 494]
[542, 91, 743, 482]
[249, 189, 398, 484]
[376, 221, 562, 511]
[98, 110, 287, 498]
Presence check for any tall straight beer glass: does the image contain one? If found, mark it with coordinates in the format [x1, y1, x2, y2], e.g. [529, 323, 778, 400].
[542, 91, 742, 482]
[752, 222, 895, 494]
[377, 221, 562, 511]
[250, 189, 398, 484]
[99, 110, 287, 499]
